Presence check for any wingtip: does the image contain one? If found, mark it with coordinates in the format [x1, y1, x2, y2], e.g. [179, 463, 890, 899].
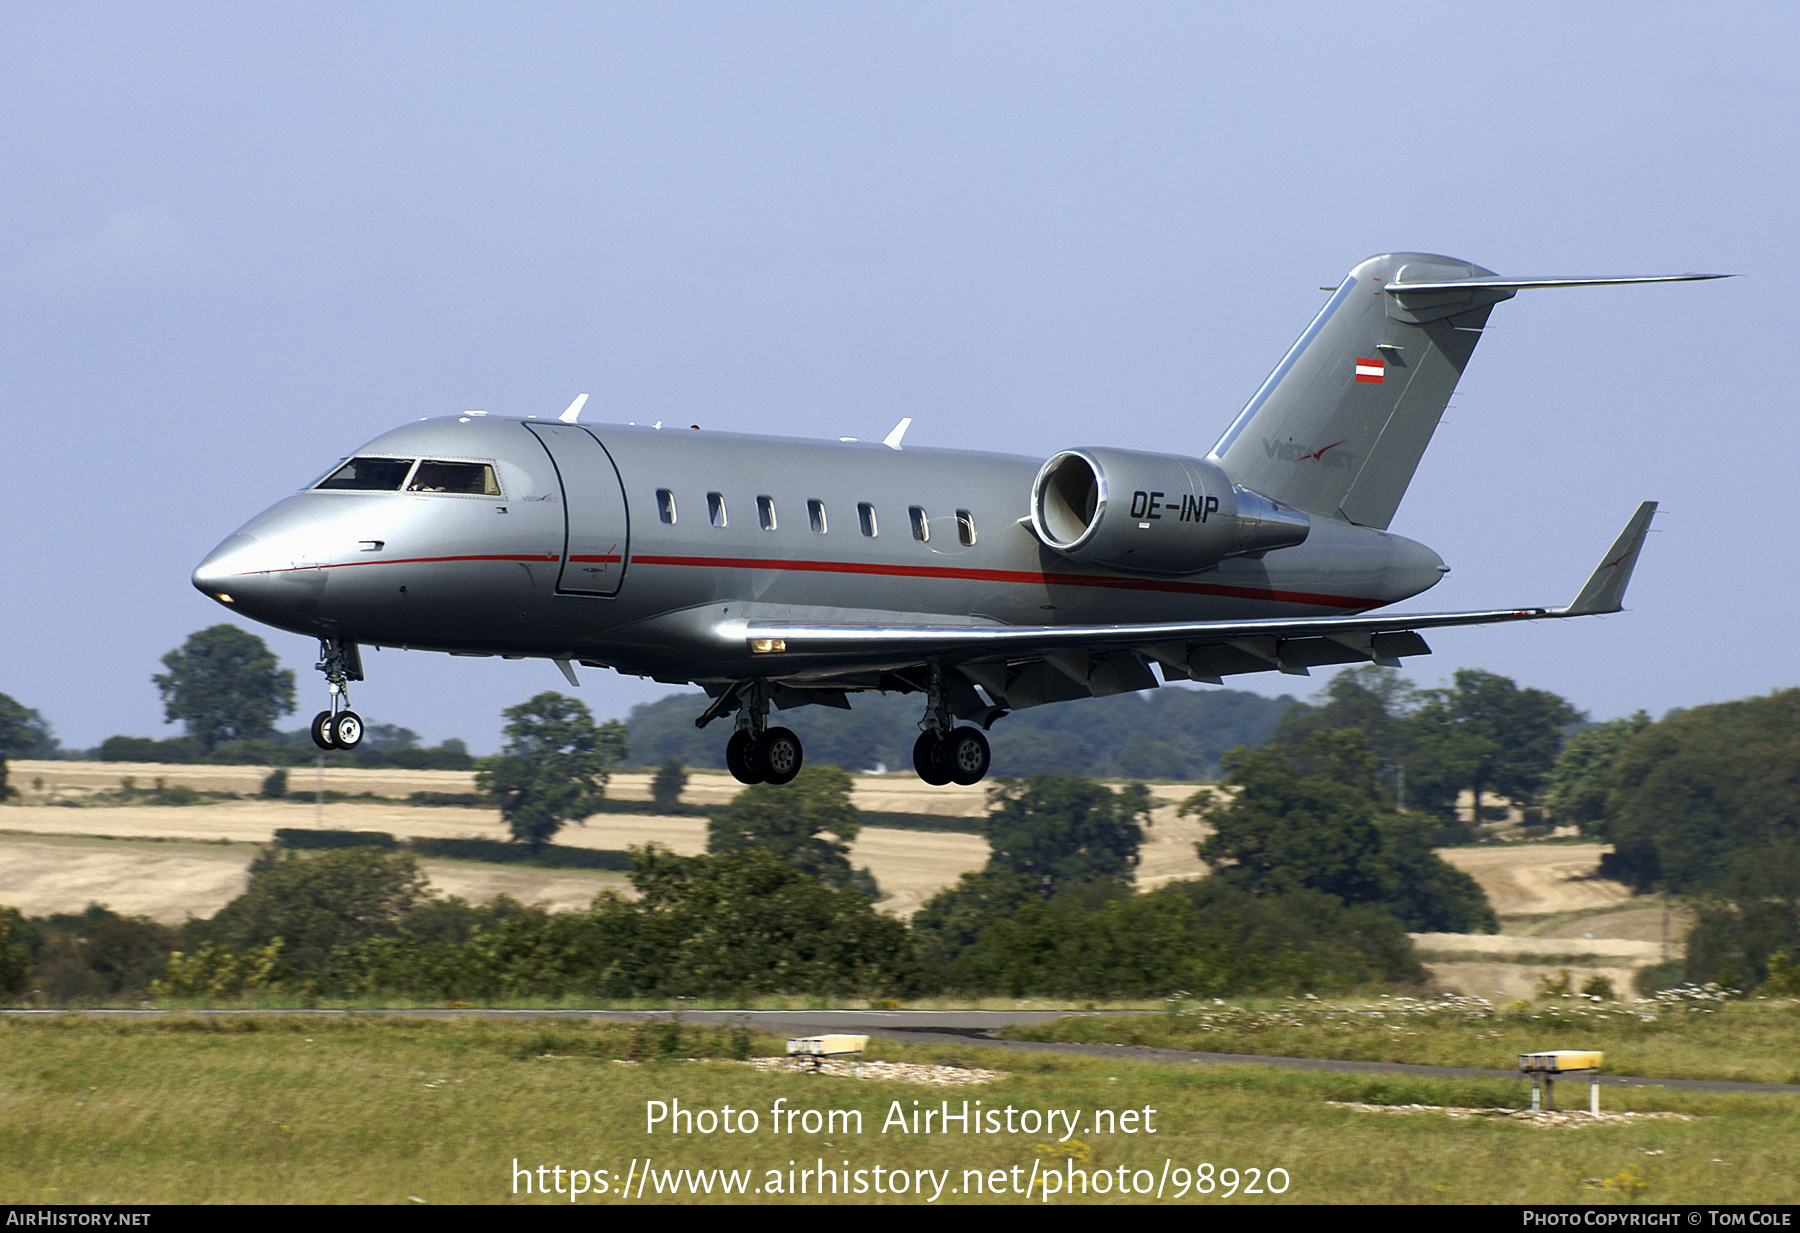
[1560, 501, 1658, 616]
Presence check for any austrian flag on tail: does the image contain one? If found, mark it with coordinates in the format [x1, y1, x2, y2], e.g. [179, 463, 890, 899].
[1354, 357, 1385, 384]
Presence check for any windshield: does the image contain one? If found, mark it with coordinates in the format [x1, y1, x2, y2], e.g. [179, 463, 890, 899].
[408, 460, 501, 495]
[314, 457, 416, 490]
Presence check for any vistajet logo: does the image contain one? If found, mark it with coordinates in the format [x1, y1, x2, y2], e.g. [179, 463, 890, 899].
[1261, 438, 1353, 468]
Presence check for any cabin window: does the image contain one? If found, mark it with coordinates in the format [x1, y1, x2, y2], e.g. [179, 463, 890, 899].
[708, 492, 728, 528]
[957, 509, 977, 546]
[656, 489, 677, 524]
[909, 505, 929, 542]
[858, 502, 878, 537]
[408, 460, 501, 496]
[315, 457, 415, 491]
[757, 495, 778, 531]
[808, 499, 828, 534]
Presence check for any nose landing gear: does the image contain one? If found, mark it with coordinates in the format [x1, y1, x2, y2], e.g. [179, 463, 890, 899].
[310, 637, 367, 751]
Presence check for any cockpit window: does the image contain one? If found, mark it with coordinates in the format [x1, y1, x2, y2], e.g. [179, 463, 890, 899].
[408, 461, 502, 496]
[315, 457, 415, 491]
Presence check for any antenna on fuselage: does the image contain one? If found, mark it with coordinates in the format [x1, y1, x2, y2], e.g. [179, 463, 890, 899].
[882, 417, 913, 450]
[559, 393, 590, 424]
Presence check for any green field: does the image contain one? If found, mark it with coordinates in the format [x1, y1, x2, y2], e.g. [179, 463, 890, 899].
[3, 1013, 1797, 1205]
[1004, 993, 1800, 1086]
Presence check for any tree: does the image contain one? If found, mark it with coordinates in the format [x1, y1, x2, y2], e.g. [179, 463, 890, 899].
[0, 694, 53, 758]
[1600, 691, 1800, 895]
[0, 694, 55, 800]
[1271, 666, 1582, 824]
[911, 867, 1039, 969]
[707, 764, 877, 897]
[617, 845, 918, 997]
[983, 775, 1152, 897]
[1186, 729, 1497, 933]
[1543, 712, 1652, 833]
[361, 723, 419, 752]
[199, 847, 432, 974]
[152, 626, 296, 752]
[1405, 670, 1581, 820]
[651, 758, 688, 811]
[1684, 842, 1800, 991]
[1271, 665, 1417, 793]
[475, 692, 628, 849]
[0, 905, 33, 996]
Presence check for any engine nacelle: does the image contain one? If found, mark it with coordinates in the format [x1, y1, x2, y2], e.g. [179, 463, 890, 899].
[1029, 446, 1310, 575]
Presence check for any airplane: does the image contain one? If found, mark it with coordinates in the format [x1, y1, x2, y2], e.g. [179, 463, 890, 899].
[191, 252, 1724, 787]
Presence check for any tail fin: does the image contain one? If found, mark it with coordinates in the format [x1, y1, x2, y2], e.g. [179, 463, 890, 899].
[1207, 254, 1726, 530]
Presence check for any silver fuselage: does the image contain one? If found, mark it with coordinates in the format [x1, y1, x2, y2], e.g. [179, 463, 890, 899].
[193, 414, 1445, 688]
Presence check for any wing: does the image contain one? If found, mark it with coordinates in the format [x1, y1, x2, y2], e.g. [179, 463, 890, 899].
[736, 503, 1656, 710]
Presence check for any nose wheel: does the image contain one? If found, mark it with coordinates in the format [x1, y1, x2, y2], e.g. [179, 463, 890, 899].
[311, 636, 367, 750]
[310, 709, 364, 751]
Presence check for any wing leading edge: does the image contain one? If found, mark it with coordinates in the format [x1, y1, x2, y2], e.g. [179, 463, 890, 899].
[736, 503, 1656, 701]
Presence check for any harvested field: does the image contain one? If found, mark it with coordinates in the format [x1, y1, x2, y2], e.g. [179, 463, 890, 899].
[845, 828, 989, 918]
[1533, 906, 1693, 944]
[0, 834, 630, 923]
[2, 763, 1225, 922]
[1422, 962, 1644, 1004]
[1414, 848, 1675, 999]
[0, 763, 994, 921]
[6, 765, 1669, 961]
[1437, 844, 1634, 916]
[1411, 933, 1663, 962]
[0, 835, 255, 923]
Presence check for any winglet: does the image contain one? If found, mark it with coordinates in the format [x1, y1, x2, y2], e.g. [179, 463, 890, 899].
[882, 417, 912, 450]
[1559, 501, 1658, 616]
[559, 393, 590, 424]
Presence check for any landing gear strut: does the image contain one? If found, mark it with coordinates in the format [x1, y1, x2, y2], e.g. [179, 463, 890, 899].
[911, 663, 992, 785]
[311, 636, 366, 751]
[701, 680, 804, 786]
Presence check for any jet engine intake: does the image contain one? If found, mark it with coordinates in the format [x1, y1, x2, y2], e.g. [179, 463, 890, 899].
[1029, 447, 1309, 575]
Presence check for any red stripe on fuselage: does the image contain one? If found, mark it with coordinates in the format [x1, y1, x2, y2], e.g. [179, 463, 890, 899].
[257, 553, 559, 573]
[239, 552, 1373, 609]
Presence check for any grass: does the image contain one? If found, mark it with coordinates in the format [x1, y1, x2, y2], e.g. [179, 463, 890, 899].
[1002, 993, 1800, 1085]
[2, 1013, 1796, 1204]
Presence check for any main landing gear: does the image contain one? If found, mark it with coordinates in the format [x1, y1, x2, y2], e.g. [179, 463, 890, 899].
[701, 681, 804, 786]
[695, 664, 995, 787]
[911, 663, 991, 786]
[310, 636, 367, 751]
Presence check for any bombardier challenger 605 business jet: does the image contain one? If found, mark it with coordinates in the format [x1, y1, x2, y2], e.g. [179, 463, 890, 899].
[193, 253, 1720, 786]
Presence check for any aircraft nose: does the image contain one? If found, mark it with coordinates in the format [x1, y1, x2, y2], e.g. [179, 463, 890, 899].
[192, 532, 270, 606]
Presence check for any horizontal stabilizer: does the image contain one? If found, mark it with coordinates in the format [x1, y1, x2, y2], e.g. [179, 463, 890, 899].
[1386, 273, 1730, 294]
[1558, 500, 1657, 616]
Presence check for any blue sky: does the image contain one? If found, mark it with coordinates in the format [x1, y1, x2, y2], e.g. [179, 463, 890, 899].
[3, 3, 1793, 752]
